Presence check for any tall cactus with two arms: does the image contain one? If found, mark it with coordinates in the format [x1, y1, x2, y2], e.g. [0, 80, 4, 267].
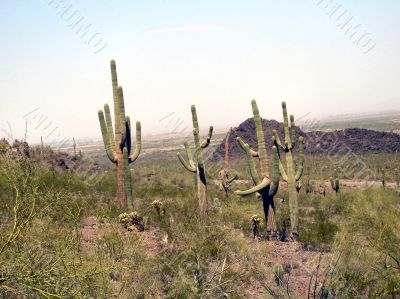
[273, 101, 304, 238]
[234, 100, 280, 238]
[98, 60, 141, 210]
[177, 105, 213, 218]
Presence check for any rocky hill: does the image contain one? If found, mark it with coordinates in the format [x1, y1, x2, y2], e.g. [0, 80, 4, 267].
[212, 118, 400, 161]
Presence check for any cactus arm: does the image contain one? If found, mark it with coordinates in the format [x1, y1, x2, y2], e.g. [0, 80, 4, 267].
[278, 157, 288, 182]
[294, 136, 304, 181]
[98, 110, 116, 163]
[272, 130, 286, 151]
[191, 105, 200, 132]
[177, 141, 196, 173]
[111, 60, 122, 147]
[289, 115, 296, 149]
[252, 100, 269, 178]
[243, 142, 261, 185]
[129, 121, 141, 163]
[126, 116, 131, 154]
[223, 128, 232, 168]
[237, 137, 259, 157]
[177, 152, 197, 173]
[193, 129, 204, 169]
[184, 141, 196, 169]
[282, 101, 292, 149]
[269, 146, 280, 196]
[235, 177, 270, 196]
[201, 126, 213, 148]
[117, 87, 127, 147]
[104, 104, 115, 148]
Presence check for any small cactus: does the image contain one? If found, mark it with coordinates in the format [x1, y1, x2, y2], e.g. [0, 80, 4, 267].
[151, 199, 164, 216]
[251, 214, 263, 240]
[379, 168, 386, 187]
[273, 263, 284, 286]
[330, 167, 340, 193]
[118, 211, 144, 232]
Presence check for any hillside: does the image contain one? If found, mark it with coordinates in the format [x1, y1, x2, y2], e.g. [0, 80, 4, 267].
[212, 118, 400, 161]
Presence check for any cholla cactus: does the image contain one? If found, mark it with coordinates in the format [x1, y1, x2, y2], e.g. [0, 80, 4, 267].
[251, 215, 263, 240]
[330, 167, 340, 193]
[218, 128, 238, 197]
[118, 211, 144, 232]
[235, 100, 280, 240]
[177, 105, 213, 218]
[98, 60, 141, 210]
[273, 101, 304, 239]
[151, 199, 163, 216]
[273, 263, 284, 286]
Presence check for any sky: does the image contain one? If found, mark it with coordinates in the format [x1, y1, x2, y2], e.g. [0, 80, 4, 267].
[0, 0, 399, 144]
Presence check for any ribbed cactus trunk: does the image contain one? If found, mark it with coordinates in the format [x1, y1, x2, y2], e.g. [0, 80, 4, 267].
[273, 101, 304, 239]
[235, 100, 280, 240]
[98, 60, 141, 210]
[286, 152, 298, 231]
[177, 105, 213, 218]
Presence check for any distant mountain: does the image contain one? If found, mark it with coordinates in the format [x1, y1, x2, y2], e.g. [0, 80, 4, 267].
[212, 118, 400, 161]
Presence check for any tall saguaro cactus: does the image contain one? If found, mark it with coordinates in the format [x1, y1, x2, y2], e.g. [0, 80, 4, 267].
[177, 105, 213, 218]
[98, 60, 141, 210]
[235, 100, 280, 239]
[218, 128, 238, 197]
[273, 101, 304, 239]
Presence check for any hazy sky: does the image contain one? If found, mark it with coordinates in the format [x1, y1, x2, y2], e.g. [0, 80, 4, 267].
[1, 1, 399, 144]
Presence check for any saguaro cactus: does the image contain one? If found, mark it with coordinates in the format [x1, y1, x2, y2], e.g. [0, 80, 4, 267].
[177, 105, 213, 218]
[98, 60, 141, 210]
[273, 101, 304, 239]
[330, 167, 340, 193]
[218, 128, 238, 197]
[235, 100, 280, 239]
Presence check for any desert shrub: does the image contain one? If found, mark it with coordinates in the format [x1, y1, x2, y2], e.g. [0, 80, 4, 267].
[324, 189, 400, 297]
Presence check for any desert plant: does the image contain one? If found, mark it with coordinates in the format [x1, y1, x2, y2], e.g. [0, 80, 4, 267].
[330, 167, 340, 193]
[177, 105, 213, 218]
[251, 214, 263, 240]
[273, 263, 284, 286]
[235, 100, 280, 240]
[98, 60, 141, 210]
[119, 211, 144, 232]
[273, 101, 304, 239]
[379, 167, 387, 187]
[152, 199, 164, 216]
[218, 128, 238, 197]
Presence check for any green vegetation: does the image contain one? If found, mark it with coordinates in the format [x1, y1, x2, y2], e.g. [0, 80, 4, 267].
[0, 142, 399, 297]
